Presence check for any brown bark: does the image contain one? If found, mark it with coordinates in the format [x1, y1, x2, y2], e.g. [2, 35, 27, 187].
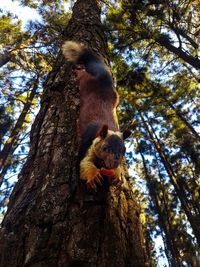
[0, 1, 147, 267]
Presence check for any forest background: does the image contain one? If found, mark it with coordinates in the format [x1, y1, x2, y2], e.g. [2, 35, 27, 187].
[0, 0, 199, 266]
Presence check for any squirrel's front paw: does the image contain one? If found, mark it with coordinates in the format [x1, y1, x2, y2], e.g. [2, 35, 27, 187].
[108, 175, 123, 195]
[86, 172, 103, 191]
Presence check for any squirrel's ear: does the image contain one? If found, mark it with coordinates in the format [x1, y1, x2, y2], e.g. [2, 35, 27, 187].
[99, 125, 108, 139]
[123, 129, 132, 140]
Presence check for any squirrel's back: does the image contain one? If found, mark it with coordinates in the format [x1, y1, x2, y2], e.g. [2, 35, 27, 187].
[62, 41, 113, 88]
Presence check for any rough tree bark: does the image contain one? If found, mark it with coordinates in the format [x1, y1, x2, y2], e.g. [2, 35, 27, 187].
[0, 1, 148, 266]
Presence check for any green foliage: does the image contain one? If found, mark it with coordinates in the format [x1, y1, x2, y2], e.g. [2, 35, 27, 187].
[106, 0, 199, 70]
[0, 13, 22, 48]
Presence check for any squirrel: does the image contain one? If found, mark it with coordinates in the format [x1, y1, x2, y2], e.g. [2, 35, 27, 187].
[62, 41, 131, 191]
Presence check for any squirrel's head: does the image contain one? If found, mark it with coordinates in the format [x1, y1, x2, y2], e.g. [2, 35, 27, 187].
[93, 125, 131, 169]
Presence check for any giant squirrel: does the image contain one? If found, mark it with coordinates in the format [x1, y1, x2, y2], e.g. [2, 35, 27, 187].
[62, 41, 131, 190]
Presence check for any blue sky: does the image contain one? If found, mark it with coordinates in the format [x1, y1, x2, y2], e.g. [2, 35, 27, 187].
[1, 0, 41, 28]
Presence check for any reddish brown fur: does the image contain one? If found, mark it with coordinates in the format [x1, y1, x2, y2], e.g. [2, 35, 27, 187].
[75, 70, 119, 138]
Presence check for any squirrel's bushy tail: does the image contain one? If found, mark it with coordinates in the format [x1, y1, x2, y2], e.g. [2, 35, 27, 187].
[62, 41, 112, 87]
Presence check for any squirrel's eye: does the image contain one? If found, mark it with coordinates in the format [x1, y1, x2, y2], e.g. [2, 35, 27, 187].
[103, 146, 108, 152]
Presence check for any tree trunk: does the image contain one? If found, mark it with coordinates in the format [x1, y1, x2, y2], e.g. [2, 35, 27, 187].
[0, 1, 147, 267]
